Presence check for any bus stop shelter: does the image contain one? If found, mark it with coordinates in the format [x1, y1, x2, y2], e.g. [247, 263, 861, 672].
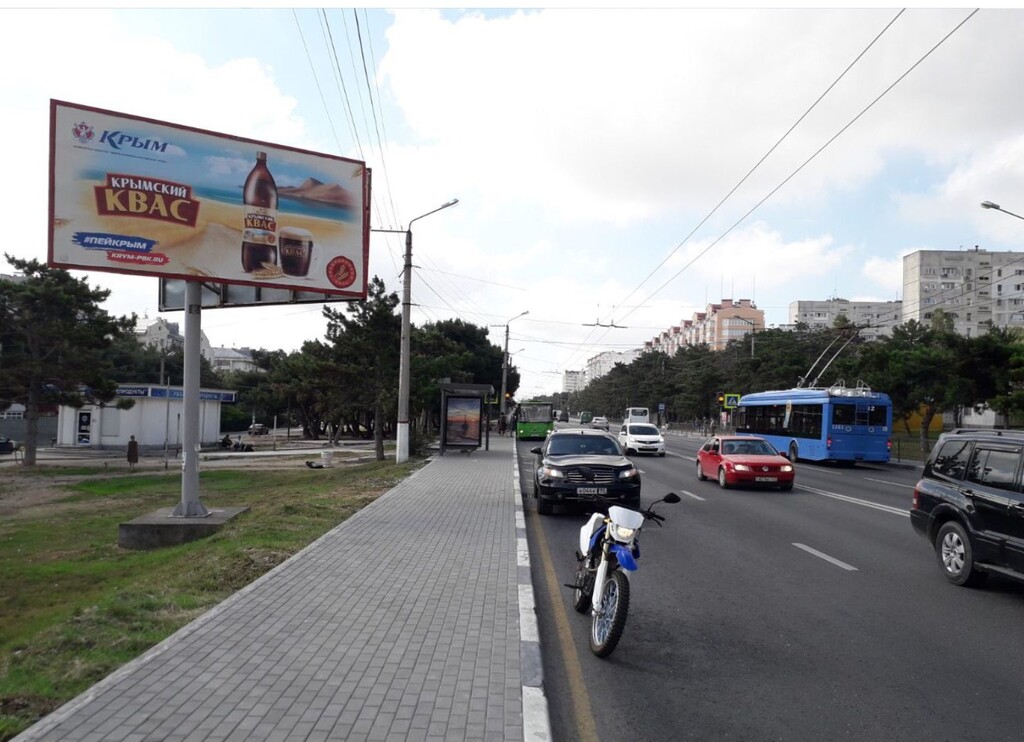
[439, 382, 494, 455]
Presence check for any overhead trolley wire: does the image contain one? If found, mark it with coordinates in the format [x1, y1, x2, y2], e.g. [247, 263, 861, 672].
[615, 9, 909, 325]
[625, 9, 979, 324]
[571, 9, 979, 374]
[292, 10, 346, 156]
[354, 8, 403, 231]
[560, 9, 911, 374]
[319, 9, 364, 160]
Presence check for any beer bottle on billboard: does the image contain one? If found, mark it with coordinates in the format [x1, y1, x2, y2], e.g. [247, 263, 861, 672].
[241, 151, 278, 272]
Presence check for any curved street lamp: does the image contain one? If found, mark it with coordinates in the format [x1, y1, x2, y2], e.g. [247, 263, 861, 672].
[980, 200, 1024, 222]
[394, 199, 458, 464]
[497, 311, 529, 416]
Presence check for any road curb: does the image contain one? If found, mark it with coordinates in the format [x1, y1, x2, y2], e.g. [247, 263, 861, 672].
[513, 445, 552, 742]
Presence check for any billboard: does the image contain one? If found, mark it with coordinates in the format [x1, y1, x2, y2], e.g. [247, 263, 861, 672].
[49, 100, 370, 299]
[443, 396, 483, 449]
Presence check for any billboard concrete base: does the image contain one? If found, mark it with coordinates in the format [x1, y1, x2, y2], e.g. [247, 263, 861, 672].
[119, 506, 250, 550]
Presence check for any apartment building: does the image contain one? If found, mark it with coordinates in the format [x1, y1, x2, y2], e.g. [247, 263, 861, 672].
[903, 247, 1024, 336]
[789, 299, 902, 340]
[645, 299, 764, 353]
[585, 349, 640, 383]
[562, 369, 585, 394]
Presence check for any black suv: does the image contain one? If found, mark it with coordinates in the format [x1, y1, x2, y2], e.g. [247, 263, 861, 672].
[910, 428, 1024, 587]
[530, 429, 640, 515]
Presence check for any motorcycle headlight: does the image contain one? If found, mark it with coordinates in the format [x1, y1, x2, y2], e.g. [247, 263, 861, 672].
[733, 464, 751, 472]
[541, 465, 566, 480]
[610, 523, 637, 543]
[618, 466, 639, 480]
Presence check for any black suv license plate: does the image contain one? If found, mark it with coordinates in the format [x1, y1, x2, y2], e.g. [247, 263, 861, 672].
[577, 487, 607, 495]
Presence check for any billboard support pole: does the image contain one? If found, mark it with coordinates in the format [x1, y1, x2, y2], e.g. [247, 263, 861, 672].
[172, 280, 209, 518]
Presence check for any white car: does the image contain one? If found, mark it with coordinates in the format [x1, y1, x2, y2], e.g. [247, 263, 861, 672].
[590, 416, 610, 431]
[618, 423, 666, 456]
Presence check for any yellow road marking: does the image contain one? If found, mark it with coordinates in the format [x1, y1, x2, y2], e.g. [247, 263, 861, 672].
[528, 506, 600, 742]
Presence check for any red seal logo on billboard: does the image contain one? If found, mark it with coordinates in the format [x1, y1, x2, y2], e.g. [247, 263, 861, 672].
[71, 121, 95, 144]
[325, 256, 356, 288]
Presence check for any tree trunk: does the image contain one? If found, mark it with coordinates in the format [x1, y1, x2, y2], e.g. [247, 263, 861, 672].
[22, 384, 40, 466]
[374, 401, 385, 460]
[919, 406, 936, 453]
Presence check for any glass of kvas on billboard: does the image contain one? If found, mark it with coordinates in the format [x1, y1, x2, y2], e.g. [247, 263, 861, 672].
[48, 100, 370, 299]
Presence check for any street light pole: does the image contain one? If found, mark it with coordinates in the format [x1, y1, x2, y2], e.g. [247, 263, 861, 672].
[981, 200, 1024, 222]
[731, 315, 756, 357]
[498, 311, 529, 418]
[394, 199, 458, 464]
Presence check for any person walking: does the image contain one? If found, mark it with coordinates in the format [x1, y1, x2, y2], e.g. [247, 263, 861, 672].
[498, 413, 507, 437]
[127, 435, 140, 471]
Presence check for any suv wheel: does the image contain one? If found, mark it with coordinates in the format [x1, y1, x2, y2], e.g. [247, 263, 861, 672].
[935, 521, 987, 587]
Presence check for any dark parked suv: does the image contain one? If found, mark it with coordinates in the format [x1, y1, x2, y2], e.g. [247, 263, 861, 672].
[531, 429, 640, 515]
[910, 428, 1024, 587]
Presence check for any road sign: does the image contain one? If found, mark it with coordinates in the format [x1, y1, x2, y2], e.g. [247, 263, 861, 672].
[724, 393, 740, 409]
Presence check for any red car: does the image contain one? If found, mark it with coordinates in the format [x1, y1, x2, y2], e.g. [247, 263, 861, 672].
[696, 435, 795, 490]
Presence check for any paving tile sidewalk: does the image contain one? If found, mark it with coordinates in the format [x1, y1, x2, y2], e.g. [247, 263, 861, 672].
[16, 434, 550, 742]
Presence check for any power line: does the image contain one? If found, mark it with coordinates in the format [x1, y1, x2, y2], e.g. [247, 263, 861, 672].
[560, 9, 911, 374]
[569, 9, 979, 374]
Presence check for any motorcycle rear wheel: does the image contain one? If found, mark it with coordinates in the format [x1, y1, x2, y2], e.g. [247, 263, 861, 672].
[590, 570, 630, 658]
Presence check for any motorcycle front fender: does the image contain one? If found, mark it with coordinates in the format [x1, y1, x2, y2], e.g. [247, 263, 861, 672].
[610, 542, 638, 571]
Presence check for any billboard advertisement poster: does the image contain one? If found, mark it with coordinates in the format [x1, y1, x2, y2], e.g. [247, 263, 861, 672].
[77, 411, 92, 445]
[49, 100, 370, 299]
[444, 396, 482, 448]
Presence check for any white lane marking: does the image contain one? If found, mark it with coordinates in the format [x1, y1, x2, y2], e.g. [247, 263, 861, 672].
[793, 543, 858, 571]
[796, 483, 910, 517]
[813, 467, 843, 476]
[862, 476, 916, 490]
[680, 489, 706, 502]
[517, 536, 531, 567]
[518, 584, 539, 642]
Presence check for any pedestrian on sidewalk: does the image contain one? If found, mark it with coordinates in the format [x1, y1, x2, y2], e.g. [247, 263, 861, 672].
[127, 435, 139, 471]
[498, 413, 507, 436]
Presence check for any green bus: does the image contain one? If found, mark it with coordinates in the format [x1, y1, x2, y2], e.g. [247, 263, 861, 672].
[515, 402, 555, 440]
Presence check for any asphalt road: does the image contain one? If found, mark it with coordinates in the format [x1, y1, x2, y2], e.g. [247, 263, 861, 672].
[520, 428, 1024, 742]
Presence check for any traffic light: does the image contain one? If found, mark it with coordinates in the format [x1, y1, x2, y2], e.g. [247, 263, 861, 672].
[716, 391, 725, 406]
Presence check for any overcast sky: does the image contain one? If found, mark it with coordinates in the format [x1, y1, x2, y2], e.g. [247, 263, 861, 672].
[4, 5, 1024, 399]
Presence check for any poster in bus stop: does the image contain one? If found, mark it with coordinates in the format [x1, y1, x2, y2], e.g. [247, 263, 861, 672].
[443, 397, 482, 449]
[48, 100, 370, 299]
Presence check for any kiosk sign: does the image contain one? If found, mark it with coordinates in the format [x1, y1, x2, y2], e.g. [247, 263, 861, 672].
[48, 100, 370, 299]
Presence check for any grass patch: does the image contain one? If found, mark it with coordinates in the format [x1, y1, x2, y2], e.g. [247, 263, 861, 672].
[0, 458, 421, 740]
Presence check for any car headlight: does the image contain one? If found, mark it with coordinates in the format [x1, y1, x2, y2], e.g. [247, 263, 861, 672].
[618, 466, 639, 480]
[540, 465, 566, 480]
[781, 465, 793, 472]
[610, 523, 637, 543]
[733, 464, 751, 472]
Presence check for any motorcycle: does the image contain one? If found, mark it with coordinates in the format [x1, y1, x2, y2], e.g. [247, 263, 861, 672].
[567, 492, 681, 658]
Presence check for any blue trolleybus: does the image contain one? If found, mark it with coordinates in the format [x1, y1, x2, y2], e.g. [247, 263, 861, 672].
[732, 383, 892, 463]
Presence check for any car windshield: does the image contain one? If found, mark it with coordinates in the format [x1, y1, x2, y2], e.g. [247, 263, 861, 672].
[722, 439, 776, 456]
[547, 435, 620, 456]
[628, 425, 659, 435]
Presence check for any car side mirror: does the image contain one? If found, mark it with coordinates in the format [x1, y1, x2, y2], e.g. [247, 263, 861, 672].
[530, 447, 542, 455]
[780, 452, 790, 460]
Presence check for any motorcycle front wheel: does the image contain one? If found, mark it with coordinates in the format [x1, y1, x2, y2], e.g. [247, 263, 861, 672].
[590, 570, 630, 658]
